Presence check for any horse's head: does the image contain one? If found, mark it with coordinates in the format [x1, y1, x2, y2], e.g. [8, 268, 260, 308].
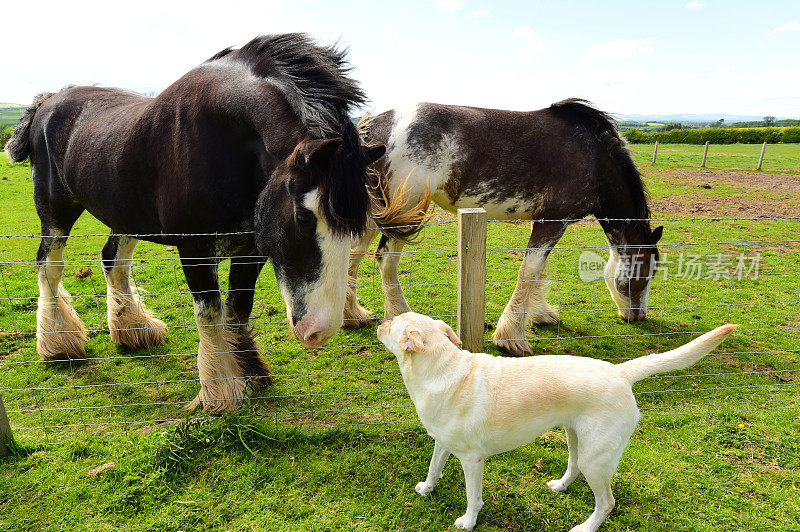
[255, 137, 385, 347]
[604, 225, 663, 321]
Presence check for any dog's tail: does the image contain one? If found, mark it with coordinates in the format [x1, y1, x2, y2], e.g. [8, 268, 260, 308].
[617, 324, 738, 384]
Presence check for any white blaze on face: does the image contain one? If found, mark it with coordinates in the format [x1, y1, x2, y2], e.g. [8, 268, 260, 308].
[604, 246, 633, 319]
[286, 188, 351, 347]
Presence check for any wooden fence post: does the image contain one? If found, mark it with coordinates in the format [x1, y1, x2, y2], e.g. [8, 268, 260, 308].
[652, 141, 659, 164]
[457, 208, 487, 353]
[757, 142, 766, 170]
[0, 394, 13, 458]
[701, 141, 710, 167]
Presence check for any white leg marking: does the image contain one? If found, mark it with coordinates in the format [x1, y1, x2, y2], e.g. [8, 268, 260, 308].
[186, 300, 246, 412]
[343, 228, 379, 328]
[105, 237, 167, 349]
[492, 248, 556, 356]
[36, 238, 87, 360]
[378, 238, 412, 319]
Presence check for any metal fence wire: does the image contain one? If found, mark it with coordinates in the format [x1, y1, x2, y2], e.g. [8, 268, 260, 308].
[0, 215, 798, 440]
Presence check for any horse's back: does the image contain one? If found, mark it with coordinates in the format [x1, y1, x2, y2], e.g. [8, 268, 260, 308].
[373, 102, 603, 219]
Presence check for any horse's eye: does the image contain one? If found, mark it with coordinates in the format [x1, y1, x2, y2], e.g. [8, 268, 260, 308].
[296, 210, 316, 228]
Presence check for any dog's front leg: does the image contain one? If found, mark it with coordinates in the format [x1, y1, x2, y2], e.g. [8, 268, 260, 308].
[416, 440, 451, 495]
[454, 456, 485, 530]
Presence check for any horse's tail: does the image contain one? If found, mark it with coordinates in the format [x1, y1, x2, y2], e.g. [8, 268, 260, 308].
[358, 112, 432, 243]
[4, 92, 55, 162]
[549, 98, 650, 222]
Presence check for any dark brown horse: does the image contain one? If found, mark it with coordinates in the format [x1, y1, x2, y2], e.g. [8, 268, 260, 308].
[346, 100, 662, 356]
[5, 34, 401, 411]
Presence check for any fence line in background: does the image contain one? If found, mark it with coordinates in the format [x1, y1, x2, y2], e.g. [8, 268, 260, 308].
[649, 140, 777, 170]
[0, 215, 798, 438]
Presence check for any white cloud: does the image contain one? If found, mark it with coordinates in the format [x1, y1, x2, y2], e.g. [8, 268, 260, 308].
[584, 38, 652, 62]
[685, 1, 705, 10]
[431, 0, 463, 12]
[764, 21, 800, 38]
[467, 9, 490, 18]
[513, 25, 536, 39]
[512, 26, 546, 58]
[378, 29, 399, 43]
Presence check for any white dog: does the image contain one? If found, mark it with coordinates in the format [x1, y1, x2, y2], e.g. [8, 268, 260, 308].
[377, 312, 736, 531]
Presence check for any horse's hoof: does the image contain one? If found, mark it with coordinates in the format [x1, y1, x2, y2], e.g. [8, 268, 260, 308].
[342, 305, 376, 329]
[529, 306, 560, 325]
[110, 316, 168, 350]
[491, 334, 535, 357]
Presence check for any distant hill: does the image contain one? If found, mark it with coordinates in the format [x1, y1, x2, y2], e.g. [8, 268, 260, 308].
[616, 113, 798, 124]
[0, 104, 25, 128]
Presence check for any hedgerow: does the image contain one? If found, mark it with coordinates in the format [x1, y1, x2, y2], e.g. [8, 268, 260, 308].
[623, 126, 800, 144]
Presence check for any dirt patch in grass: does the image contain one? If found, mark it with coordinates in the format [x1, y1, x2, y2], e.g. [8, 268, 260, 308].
[646, 168, 800, 218]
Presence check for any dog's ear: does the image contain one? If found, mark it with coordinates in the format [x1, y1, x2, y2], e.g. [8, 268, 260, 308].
[400, 327, 425, 353]
[438, 320, 462, 348]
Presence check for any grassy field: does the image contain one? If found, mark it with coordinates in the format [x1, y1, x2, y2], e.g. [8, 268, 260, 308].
[628, 142, 800, 173]
[1, 150, 799, 531]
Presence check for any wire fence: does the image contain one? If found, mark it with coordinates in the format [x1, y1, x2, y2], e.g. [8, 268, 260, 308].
[0, 214, 798, 441]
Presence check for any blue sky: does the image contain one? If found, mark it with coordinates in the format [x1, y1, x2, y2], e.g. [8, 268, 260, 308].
[2, 0, 799, 117]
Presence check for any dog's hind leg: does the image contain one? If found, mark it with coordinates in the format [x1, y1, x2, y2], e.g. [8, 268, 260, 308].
[569, 413, 637, 532]
[547, 427, 580, 492]
[415, 440, 451, 495]
[102, 235, 167, 349]
[454, 456, 485, 530]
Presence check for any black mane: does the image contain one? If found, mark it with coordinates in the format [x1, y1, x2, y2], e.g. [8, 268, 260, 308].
[550, 98, 651, 224]
[208, 33, 371, 236]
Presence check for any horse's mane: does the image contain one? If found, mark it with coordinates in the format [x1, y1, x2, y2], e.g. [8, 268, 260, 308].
[550, 98, 651, 224]
[207, 33, 371, 236]
[207, 33, 366, 138]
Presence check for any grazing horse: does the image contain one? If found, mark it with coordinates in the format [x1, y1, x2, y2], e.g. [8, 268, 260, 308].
[5, 34, 400, 411]
[345, 100, 663, 356]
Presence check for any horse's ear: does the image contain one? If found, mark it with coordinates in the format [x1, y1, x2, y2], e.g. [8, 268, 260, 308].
[298, 138, 343, 169]
[365, 144, 386, 163]
[650, 225, 664, 244]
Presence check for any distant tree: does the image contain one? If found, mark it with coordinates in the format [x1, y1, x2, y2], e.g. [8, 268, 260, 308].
[658, 122, 683, 132]
[0, 126, 14, 149]
[763, 115, 775, 126]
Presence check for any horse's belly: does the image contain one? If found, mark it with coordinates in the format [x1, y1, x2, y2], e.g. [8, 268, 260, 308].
[434, 190, 544, 220]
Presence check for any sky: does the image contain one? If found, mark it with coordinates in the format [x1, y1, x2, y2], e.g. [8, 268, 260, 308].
[2, 0, 799, 117]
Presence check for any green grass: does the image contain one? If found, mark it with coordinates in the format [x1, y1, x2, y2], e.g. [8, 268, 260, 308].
[628, 143, 800, 173]
[1, 151, 799, 530]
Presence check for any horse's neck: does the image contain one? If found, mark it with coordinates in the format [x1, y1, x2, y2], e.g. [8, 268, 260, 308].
[603, 219, 649, 250]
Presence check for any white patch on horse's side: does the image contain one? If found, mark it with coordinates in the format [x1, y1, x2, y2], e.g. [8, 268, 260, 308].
[384, 103, 545, 219]
[385, 104, 452, 202]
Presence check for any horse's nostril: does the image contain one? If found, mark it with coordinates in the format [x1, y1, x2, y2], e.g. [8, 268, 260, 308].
[308, 331, 320, 343]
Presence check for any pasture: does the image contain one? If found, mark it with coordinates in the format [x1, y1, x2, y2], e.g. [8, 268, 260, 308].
[627, 142, 800, 173]
[1, 148, 799, 531]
